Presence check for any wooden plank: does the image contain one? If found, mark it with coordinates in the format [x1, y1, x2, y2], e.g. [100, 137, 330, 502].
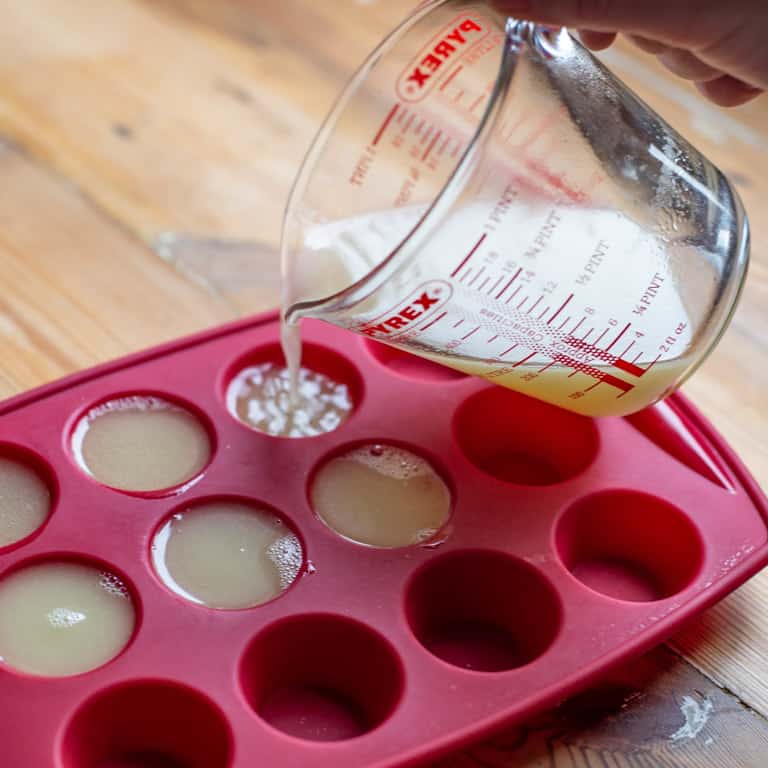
[0, 140, 233, 398]
[437, 647, 768, 767]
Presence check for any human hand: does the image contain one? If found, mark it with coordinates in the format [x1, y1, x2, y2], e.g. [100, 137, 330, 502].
[492, 0, 767, 106]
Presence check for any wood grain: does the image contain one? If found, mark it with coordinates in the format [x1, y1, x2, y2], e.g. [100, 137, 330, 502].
[0, 0, 766, 764]
[436, 648, 768, 767]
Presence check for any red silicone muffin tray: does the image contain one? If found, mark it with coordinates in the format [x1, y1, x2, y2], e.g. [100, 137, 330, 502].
[1, 311, 767, 768]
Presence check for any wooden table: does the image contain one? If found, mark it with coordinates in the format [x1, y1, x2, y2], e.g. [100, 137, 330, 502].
[0, 1, 766, 765]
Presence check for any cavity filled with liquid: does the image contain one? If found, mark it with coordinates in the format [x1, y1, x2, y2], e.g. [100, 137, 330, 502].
[152, 500, 303, 609]
[72, 396, 211, 492]
[0, 456, 51, 547]
[0, 561, 135, 676]
[226, 354, 352, 438]
[311, 444, 451, 548]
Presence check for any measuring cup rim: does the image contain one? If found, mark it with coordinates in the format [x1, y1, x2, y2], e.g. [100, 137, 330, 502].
[281, 0, 523, 320]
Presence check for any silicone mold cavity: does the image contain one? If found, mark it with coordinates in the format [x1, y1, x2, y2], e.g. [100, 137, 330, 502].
[241, 614, 404, 742]
[406, 550, 562, 672]
[61, 680, 233, 768]
[555, 490, 705, 602]
[453, 387, 599, 485]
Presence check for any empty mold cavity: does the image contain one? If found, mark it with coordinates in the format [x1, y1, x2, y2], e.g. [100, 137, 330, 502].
[71, 394, 212, 493]
[224, 342, 362, 438]
[0, 559, 135, 676]
[556, 490, 704, 602]
[310, 442, 452, 548]
[0, 446, 54, 550]
[242, 614, 403, 742]
[61, 681, 232, 768]
[152, 498, 303, 609]
[365, 339, 467, 381]
[454, 387, 598, 485]
[406, 550, 562, 672]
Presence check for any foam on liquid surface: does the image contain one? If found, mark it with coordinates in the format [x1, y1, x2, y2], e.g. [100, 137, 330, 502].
[227, 360, 352, 438]
[152, 500, 303, 609]
[0, 457, 50, 547]
[72, 396, 210, 492]
[0, 561, 134, 676]
[311, 444, 451, 548]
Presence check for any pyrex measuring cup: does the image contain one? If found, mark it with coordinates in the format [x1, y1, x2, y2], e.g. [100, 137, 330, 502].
[281, 0, 749, 417]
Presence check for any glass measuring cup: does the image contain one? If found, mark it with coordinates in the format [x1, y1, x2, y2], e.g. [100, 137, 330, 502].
[281, 0, 749, 417]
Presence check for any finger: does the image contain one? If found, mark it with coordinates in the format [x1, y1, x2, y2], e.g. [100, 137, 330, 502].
[659, 48, 723, 81]
[695, 75, 764, 107]
[627, 35, 668, 55]
[490, 0, 733, 48]
[578, 29, 617, 50]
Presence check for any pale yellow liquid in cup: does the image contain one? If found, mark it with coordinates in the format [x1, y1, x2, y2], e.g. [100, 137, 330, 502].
[0, 562, 134, 676]
[226, 360, 352, 438]
[0, 457, 51, 547]
[422, 355, 691, 417]
[311, 444, 451, 548]
[72, 396, 211, 492]
[283, 205, 700, 418]
[152, 501, 303, 609]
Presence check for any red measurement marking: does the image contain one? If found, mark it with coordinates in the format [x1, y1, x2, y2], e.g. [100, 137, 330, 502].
[495, 268, 522, 300]
[632, 351, 642, 364]
[437, 135, 451, 156]
[469, 92, 486, 113]
[422, 129, 442, 162]
[461, 326, 479, 341]
[547, 293, 573, 325]
[401, 112, 415, 134]
[553, 354, 635, 393]
[372, 104, 400, 147]
[582, 328, 594, 341]
[414, 119, 425, 135]
[420, 126, 433, 145]
[538, 361, 556, 374]
[605, 322, 631, 352]
[526, 295, 543, 315]
[614, 358, 646, 378]
[517, 296, 528, 310]
[468, 266, 485, 287]
[571, 317, 585, 335]
[439, 64, 464, 92]
[513, 351, 537, 367]
[620, 340, 635, 358]
[453, 318, 465, 329]
[557, 316, 571, 331]
[478, 276, 491, 291]
[395, 108, 407, 124]
[506, 285, 523, 304]
[487, 334, 499, 343]
[459, 269, 471, 283]
[583, 381, 602, 393]
[593, 328, 609, 346]
[419, 311, 446, 332]
[451, 233, 486, 277]
[641, 354, 662, 374]
[524, 157, 586, 204]
[488, 276, 503, 296]
[500, 344, 518, 357]
[602, 374, 634, 394]
[537, 307, 550, 321]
